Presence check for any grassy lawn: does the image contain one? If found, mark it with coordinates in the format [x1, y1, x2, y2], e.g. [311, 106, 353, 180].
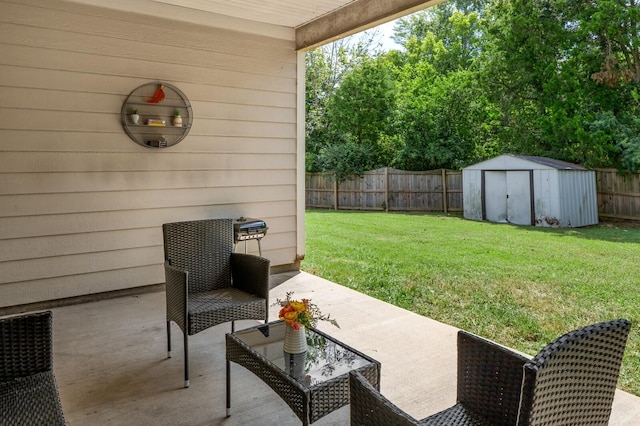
[302, 210, 640, 396]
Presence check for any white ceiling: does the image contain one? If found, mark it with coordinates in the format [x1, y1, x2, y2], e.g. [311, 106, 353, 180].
[68, 0, 441, 49]
[150, 0, 359, 28]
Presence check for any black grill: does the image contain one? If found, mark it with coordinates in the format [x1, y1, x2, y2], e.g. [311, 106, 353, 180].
[233, 217, 268, 243]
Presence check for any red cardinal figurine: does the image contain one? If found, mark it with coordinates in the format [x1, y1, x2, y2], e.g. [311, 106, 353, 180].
[147, 84, 165, 103]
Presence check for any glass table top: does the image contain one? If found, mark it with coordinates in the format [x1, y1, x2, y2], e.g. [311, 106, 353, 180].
[232, 321, 373, 387]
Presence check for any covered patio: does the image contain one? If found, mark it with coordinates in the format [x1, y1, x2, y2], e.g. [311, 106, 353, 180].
[2, 1, 639, 424]
[51, 272, 640, 425]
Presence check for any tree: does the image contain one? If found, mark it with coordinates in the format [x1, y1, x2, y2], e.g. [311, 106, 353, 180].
[305, 36, 378, 172]
[480, 0, 640, 171]
[306, 0, 640, 175]
[325, 56, 397, 170]
[391, 2, 498, 170]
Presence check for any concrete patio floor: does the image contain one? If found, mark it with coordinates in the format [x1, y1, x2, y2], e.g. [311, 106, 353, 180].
[51, 271, 640, 425]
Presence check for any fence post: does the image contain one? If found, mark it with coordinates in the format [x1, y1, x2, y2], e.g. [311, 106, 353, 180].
[333, 179, 338, 211]
[441, 169, 448, 213]
[385, 167, 389, 212]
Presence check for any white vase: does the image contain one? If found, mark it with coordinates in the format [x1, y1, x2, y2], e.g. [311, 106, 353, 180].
[283, 324, 307, 354]
[130, 114, 140, 125]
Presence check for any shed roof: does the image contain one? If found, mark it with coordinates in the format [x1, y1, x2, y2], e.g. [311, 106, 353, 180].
[512, 155, 587, 170]
[464, 154, 587, 171]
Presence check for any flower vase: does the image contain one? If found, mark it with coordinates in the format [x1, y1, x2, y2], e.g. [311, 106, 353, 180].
[284, 351, 306, 380]
[283, 324, 307, 354]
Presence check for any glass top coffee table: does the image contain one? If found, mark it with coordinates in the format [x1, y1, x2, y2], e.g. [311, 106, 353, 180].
[226, 320, 380, 425]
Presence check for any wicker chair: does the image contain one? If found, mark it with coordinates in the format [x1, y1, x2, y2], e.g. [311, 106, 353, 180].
[163, 218, 270, 388]
[350, 319, 631, 426]
[0, 311, 66, 426]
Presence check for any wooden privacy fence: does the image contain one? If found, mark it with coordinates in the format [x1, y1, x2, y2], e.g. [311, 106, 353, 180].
[596, 169, 640, 220]
[307, 167, 640, 220]
[306, 168, 463, 212]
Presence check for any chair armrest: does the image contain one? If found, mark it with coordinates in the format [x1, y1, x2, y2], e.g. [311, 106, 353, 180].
[164, 261, 188, 331]
[349, 371, 418, 426]
[456, 331, 530, 425]
[230, 253, 270, 300]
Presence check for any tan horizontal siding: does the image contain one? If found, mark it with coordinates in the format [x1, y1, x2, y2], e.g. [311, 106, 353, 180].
[0, 62, 296, 103]
[0, 89, 296, 123]
[0, 201, 296, 239]
[0, 227, 161, 262]
[0, 131, 296, 153]
[0, 185, 296, 217]
[0, 152, 296, 173]
[0, 0, 299, 307]
[0, 265, 165, 306]
[0, 170, 295, 194]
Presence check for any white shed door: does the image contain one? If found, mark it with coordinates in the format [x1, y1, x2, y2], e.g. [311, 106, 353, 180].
[484, 171, 532, 225]
[485, 171, 508, 222]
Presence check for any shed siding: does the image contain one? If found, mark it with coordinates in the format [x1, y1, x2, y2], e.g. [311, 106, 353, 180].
[462, 169, 482, 220]
[532, 169, 562, 227]
[0, 0, 299, 307]
[558, 170, 599, 227]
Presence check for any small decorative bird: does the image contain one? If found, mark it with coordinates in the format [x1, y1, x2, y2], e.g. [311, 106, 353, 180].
[147, 84, 165, 103]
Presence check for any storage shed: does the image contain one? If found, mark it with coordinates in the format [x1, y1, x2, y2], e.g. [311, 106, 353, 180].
[463, 155, 598, 227]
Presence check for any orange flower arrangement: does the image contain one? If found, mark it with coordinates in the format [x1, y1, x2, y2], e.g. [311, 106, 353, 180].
[275, 292, 339, 330]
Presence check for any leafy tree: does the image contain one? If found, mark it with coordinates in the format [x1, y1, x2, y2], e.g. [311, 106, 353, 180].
[395, 70, 499, 170]
[316, 141, 375, 183]
[480, 0, 640, 171]
[305, 37, 374, 172]
[325, 56, 397, 169]
[306, 0, 640, 175]
[392, 3, 498, 170]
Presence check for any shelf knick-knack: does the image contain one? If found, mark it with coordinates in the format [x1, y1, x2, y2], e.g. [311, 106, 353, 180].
[173, 111, 183, 127]
[129, 108, 140, 125]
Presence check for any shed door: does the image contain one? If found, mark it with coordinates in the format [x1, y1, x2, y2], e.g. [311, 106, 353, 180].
[484, 171, 533, 225]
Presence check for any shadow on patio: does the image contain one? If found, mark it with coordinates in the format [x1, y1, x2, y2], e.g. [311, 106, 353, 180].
[52, 271, 640, 425]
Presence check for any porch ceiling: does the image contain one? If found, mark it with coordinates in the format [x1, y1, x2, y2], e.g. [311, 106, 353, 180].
[68, 0, 445, 49]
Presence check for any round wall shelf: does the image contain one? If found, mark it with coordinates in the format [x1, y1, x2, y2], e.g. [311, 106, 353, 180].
[121, 82, 192, 148]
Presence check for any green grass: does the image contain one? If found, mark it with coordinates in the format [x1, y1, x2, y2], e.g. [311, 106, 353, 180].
[302, 210, 640, 396]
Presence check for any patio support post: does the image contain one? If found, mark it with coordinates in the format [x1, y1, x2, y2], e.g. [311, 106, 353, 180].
[167, 321, 172, 358]
[226, 359, 231, 417]
[184, 334, 189, 388]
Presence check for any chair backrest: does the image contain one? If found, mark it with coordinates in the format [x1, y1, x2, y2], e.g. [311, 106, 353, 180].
[163, 219, 234, 294]
[518, 319, 631, 426]
[0, 310, 53, 381]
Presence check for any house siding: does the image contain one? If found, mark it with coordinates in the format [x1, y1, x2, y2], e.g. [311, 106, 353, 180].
[0, 0, 299, 307]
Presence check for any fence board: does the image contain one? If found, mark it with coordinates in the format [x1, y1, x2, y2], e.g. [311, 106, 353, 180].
[307, 168, 640, 221]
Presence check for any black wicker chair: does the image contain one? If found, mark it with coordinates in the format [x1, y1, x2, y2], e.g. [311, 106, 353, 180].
[350, 319, 631, 426]
[0, 311, 66, 426]
[163, 218, 270, 388]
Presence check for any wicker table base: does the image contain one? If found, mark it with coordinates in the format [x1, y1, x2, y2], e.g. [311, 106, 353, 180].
[226, 320, 380, 425]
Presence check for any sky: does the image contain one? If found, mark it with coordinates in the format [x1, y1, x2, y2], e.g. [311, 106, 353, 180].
[356, 19, 403, 52]
[376, 20, 402, 50]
